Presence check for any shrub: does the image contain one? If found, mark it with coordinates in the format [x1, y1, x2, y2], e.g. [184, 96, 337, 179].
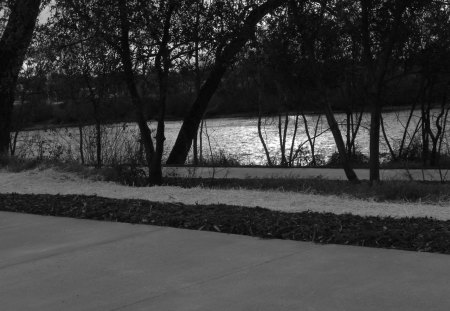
[397, 138, 423, 162]
[104, 164, 148, 186]
[0, 155, 40, 172]
[326, 150, 369, 167]
[192, 149, 243, 167]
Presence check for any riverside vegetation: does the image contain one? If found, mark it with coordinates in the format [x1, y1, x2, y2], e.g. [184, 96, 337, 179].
[1, 1, 450, 254]
[1, 155, 450, 204]
[2, 153, 450, 254]
[2, 0, 450, 185]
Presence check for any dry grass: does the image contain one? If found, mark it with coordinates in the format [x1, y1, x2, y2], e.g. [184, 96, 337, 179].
[2, 156, 449, 204]
[164, 177, 450, 204]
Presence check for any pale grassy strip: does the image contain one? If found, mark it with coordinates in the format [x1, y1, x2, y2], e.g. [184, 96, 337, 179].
[1, 169, 449, 221]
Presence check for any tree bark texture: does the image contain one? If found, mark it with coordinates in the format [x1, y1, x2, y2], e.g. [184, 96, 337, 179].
[361, 0, 409, 182]
[148, 2, 175, 186]
[324, 102, 359, 183]
[83, 72, 102, 168]
[192, 0, 203, 165]
[166, 0, 287, 164]
[369, 100, 381, 181]
[0, 0, 41, 155]
[118, 0, 154, 171]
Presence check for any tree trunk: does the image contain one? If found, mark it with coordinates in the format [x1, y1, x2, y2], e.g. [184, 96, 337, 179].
[10, 130, 19, 156]
[166, 64, 227, 164]
[79, 125, 85, 165]
[369, 100, 381, 182]
[398, 98, 418, 158]
[148, 1, 175, 186]
[421, 100, 430, 166]
[437, 104, 450, 166]
[349, 110, 363, 157]
[199, 119, 204, 163]
[346, 111, 352, 156]
[83, 72, 103, 168]
[278, 113, 289, 166]
[192, 61, 201, 165]
[429, 94, 447, 166]
[257, 91, 272, 166]
[380, 114, 396, 161]
[192, 0, 203, 166]
[118, 0, 154, 173]
[361, 0, 409, 182]
[0, 0, 41, 155]
[301, 111, 316, 166]
[149, 116, 164, 185]
[95, 119, 102, 168]
[324, 102, 359, 183]
[166, 0, 287, 164]
[288, 114, 299, 166]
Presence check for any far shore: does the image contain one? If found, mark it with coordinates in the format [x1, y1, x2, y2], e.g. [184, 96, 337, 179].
[15, 105, 414, 133]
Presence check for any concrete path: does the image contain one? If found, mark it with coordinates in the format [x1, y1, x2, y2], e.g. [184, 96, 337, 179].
[1, 212, 449, 311]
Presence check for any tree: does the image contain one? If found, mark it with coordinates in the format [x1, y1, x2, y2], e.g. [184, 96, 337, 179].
[408, 2, 450, 167]
[0, 0, 42, 155]
[283, 0, 360, 181]
[192, 0, 205, 165]
[360, 0, 410, 182]
[148, 0, 177, 185]
[54, 0, 191, 184]
[166, 0, 288, 164]
[38, 6, 122, 167]
[117, 0, 190, 184]
[117, 0, 156, 177]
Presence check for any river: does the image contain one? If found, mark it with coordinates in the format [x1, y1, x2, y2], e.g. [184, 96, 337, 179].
[12, 109, 449, 166]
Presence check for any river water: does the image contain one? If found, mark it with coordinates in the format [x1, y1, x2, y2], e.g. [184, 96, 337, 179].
[13, 109, 449, 166]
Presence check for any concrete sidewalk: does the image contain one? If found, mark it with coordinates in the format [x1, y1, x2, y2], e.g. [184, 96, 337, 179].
[1, 212, 449, 311]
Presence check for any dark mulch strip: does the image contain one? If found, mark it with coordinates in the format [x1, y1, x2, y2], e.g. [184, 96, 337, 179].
[1, 193, 449, 254]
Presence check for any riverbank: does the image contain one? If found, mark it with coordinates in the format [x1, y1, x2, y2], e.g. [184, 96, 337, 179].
[10, 107, 443, 167]
[2, 158, 450, 203]
[16, 105, 413, 132]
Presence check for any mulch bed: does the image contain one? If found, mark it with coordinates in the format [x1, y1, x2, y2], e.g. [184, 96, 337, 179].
[1, 193, 449, 254]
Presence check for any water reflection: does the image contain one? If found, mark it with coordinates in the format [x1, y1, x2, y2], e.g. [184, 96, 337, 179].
[13, 109, 448, 166]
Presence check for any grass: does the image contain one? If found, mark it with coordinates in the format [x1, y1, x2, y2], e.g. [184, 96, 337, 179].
[0, 155, 42, 172]
[2, 157, 449, 254]
[1, 193, 449, 254]
[0, 155, 143, 183]
[163, 177, 450, 204]
[2, 155, 450, 203]
[0, 155, 90, 173]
